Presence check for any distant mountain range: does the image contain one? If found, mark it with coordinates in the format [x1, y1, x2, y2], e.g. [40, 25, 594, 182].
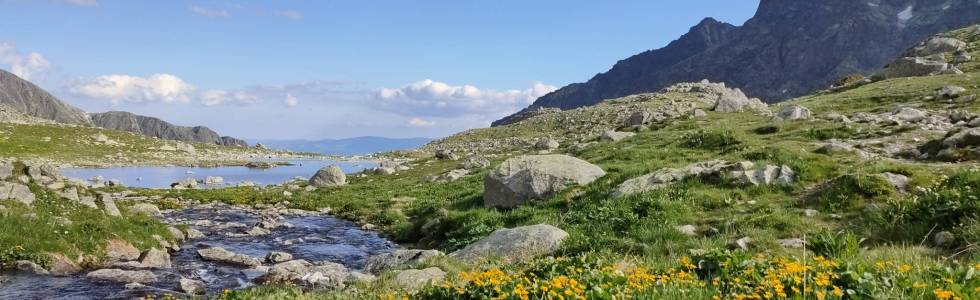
[251, 136, 432, 155]
[0, 69, 249, 147]
[495, 0, 980, 126]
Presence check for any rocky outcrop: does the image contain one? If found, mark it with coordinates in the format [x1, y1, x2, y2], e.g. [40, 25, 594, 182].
[256, 259, 357, 289]
[393, 268, 446, 291]
[309, 166, 347, 188]
[450, 224, 568, 263]
[364, 249, 444, 274]
[90, 111, 247, 147]
[613, 160, 733, 197]
[0, 70, 91, 125]
[0, 182, 35, 206]
[495, 1, 980, 126]
[483, 155, 606, 208]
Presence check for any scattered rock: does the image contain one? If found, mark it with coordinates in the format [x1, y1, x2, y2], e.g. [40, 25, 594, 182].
[105, 239, 141, 263]
[892, 107, 927, 123]
[624, 109, 653, 127]
[614, 160, 735, 197]
[483, 155, 606, 208]
[450, 224, 568, 263]
[170, 178, 198, 190]
[15, 260, 49, 275]
[179, 278, 206, 295]
[534, 137, 560, 150]
[429, 169, 470, 183]
[774, 104, 811, 120]
[87, 269, 157, 284]
[128, 203, 162, 217]
[713, 88, 767, 113]
[600, 130, 636, 142]
[139, 248, 171, 269]
[434, 150, 458, 160]
[881, 172, 910, 192]
[937, 86, 967, 99]
[204, 176, 224, 185]
[459, 155, 491, 169]
[257, 260, 351, 289]
[309, 166, 347, 188]
[803, 209, 819, 217]
[364, 249, 445, 274]
[46, 253, 81, 276]
[0, 182, 35, 206]
[167, 226, 186, 242]
[197, 247, 262, 267]
[729, 237, 753, 250]
[731, 165, 795, 186]
[675, 225, 698, 237]
[691, 109, 708, 118]
[185, 228, 205, 240]
[393, 267, 446, 291]
[777, 238, 806, 248]
[0, 162, 13, 179]
[265, 251, 293, 264]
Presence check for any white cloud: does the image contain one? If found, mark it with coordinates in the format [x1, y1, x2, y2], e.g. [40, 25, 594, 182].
[191, 5, 230, 19]
[284, 93, 298, 107]
[0, 42, 53, 80]
[407, 117, 435, 127]
[69, 73, 195, 104]
[274, 10, 303, 20]
[200, 89, 261, 106]
[377, 79, 556, 118]
[65, 0, 97, 6]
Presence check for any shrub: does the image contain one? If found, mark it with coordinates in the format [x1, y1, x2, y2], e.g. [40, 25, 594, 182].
[812, 174, 898, 212]
[680, 129, 743, 152]
[808, 230, 862, 259]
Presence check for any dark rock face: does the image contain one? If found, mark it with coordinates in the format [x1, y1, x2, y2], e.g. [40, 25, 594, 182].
[90, 111, 248, 147]
[0, 69, 91, 125]
[495, 0, 980, 126]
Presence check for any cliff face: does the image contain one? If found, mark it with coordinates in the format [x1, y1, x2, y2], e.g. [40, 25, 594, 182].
[494, 0, 980, 126]
[0, 69, 91, 125]
[90, 111, 248, 147]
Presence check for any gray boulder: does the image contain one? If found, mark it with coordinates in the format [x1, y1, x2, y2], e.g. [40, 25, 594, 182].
[937, 86, 967, 99]
[197, 247, 262, 267]
[534, 138, 560, 150]
[0, 162, 12, 179]
[625, 109, 653, 127]
[732, 165, 795, 186]
[364, 249, 444, 274]
[170, 178, 198, 189]
[450, 224, 568, 263]
[774, 104, 811, 120]
[128, 203, 161, 217]
[942, 128, 980, 147]
[600, 130, 635, 142]
[713, 88, 766, 113]
[265, 251, 294, 264]
[393, 267, 446, 291]
[310, 166, 347, 188]
[892, 107, 927, 123]
[435, 149, 458, 160]
[0, 182, 35, 206]
[87, 269, 157, 284]
[15, 260, 48, 275]
[483, 155, 605, 208]
[139, 248, 171, 269]
[179, 278, 206, 295]
[105, 239, 141, 263]
[459, 155, 491, 169]
[257, 260, 351, 289]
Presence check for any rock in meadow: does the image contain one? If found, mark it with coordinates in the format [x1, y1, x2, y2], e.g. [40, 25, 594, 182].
[534, 137, 560, 150]
[774, 104, 811, 120]
[0, 182, 35, 206]
[128, 203, 161, 217]
[600, 130, 636, 142]
[364, 249, 445, 274]
[450, 224, 568, 263]
[309, 165, 347, 188]
[393, 267, 446, 291]
[483, 155, 605, 208]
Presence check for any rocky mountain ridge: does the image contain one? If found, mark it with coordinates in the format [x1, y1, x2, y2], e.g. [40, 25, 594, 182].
[0, 69, 91, 125]
[494, 0, 980, 126]
[90, 111, 248, 147]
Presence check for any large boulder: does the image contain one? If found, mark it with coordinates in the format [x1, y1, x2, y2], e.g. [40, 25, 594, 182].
[0, 182, 35, 206]
[87, 269, 157, 284]
[309, 166, 347, 188]
[393, 267, 446, 291]
[599, 130, 636, 142]
[128, 203, 162, 217]
[712, 88, 767, 113]
[450, 224, 568, 263]
[483, 155, 605, 208]
[257, 259, 352, 289]
[937, 86, 967, 99]
[459, 155, 491, 169]
[138, 248, 171, 269]
[364, 249, 445, 274]
[197, 247, 262, 267]
[774, 104, 811, 120]
[624, 109, 653, 127]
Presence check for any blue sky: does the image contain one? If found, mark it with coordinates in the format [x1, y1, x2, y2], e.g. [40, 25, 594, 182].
[0, 0, 759, 139]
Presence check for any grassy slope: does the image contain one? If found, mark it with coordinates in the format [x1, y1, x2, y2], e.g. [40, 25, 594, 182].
[208, 26, 980, 299]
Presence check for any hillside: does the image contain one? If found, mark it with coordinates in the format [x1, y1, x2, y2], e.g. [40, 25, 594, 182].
[205, 25, 979, 299]
[495, 0, 980, 126]
[0, 69, 91, 125]
[91, 111, 248, 147]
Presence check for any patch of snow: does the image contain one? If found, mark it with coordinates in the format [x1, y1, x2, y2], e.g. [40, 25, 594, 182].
[897, 5, 913, 28]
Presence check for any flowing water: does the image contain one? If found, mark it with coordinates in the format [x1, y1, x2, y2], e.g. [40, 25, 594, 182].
[60, 159, 376, 189]
[0, 204, 397, 300]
